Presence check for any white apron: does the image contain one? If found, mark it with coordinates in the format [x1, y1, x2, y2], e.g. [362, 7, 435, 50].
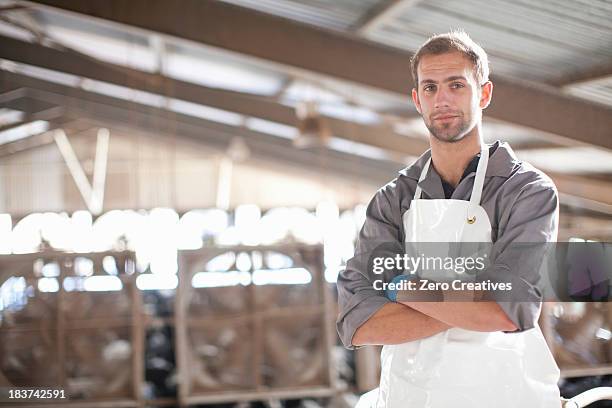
[358, 145, 561, 408]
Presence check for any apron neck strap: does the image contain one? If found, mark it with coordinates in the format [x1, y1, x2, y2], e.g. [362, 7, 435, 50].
[413, 155, 431, 200]
[413, 144, 489, 204]
[469, 144, 489, 207]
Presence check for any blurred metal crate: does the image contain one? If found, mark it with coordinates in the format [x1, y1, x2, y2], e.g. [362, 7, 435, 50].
[541, 302, 612, 378]
[0, 250, 143, 408]
[176, 244, 337, 405]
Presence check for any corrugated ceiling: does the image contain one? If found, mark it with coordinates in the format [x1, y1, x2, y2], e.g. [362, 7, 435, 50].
[1, 0, 611, 176]
[219, 0, 612, 105]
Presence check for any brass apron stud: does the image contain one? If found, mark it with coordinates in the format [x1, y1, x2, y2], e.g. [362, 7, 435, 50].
[467, 215, 476, 224]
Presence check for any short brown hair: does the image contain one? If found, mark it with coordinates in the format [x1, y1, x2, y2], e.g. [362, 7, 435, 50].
[410, 30, 490, 87]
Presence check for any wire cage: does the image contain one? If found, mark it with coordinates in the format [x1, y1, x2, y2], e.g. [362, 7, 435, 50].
[0, 250, 142, 407]
[176, 243, 337, 405]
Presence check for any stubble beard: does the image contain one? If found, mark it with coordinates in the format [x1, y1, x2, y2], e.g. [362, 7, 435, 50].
[426, 115, 472, 143]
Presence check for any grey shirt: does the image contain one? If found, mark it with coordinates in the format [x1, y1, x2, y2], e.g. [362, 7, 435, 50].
[336, 140, 559, 349]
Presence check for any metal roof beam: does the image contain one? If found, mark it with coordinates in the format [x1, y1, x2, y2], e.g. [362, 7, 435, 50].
[0, 70, 403, 184]
[0, 34, 428, 158]
[0, 87, 28, 104]
[26, 0, 612, 150]
[552, 64, 612, 86]
[3, 72, 611, 211]
[0, 116, 87, 157]
[549, 172, 612, 206]
[0, 105, 64, 133]
[353, 0, 422, 35]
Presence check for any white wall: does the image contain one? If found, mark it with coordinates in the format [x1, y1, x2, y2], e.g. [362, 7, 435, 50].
[0, 129, 381, 215]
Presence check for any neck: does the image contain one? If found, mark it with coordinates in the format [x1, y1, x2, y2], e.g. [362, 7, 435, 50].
[429, 127, 482, 188]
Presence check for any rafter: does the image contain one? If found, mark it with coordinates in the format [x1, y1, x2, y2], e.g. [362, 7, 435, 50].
[353, 0, 422, 35]
[25, 0, 612, 149]
[3, 70, 612, 210]
[0, 117, 91, 157]
[552, 64, 612, 86]
[0, 105, 64, 132]
[0, 34, 428, 157]
[550, 172, 612, 206]
[0, 70, 403, 185]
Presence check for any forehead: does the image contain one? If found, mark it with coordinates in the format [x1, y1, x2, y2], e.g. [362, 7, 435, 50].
[417, 51, 475, 82]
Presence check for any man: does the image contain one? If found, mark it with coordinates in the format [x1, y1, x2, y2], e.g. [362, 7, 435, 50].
[336, 31, 561, 407]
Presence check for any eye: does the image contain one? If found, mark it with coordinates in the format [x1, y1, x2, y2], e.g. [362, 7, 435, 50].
[451, 82, 465, 89]
[423, 84, 436, 92]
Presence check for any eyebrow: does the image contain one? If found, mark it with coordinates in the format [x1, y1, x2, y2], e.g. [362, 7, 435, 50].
[420, 75, 468, 85]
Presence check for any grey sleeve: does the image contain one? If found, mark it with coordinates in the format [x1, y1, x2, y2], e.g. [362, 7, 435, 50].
[480, 176, 559, 332]
[336, 183, 404, 349]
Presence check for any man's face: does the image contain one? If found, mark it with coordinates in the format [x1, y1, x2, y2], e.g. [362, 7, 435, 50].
[411, 51, 491, 143]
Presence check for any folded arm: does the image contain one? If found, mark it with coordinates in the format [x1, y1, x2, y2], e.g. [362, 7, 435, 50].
[352, 302, 451, 346]
[337, 182, 450, 349]
[399, 177, 559, 333]
[399, 298, 517, 332]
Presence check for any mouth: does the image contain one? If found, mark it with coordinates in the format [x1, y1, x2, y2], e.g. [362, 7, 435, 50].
[432, 115, 459, 121]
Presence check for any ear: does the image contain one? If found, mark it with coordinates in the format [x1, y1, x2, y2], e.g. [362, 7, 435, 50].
[479, 81, 493, 109]
[411, 88, 422, 114]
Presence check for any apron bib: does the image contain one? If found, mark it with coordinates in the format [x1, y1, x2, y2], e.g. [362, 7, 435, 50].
[361, 145, 560, 408]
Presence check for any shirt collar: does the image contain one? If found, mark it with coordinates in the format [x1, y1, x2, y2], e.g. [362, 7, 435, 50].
[398, 140, 519, 199]
[398, 140, 519, 181]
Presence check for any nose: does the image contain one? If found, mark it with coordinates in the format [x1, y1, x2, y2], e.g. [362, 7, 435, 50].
[434, 86, 451, 109]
